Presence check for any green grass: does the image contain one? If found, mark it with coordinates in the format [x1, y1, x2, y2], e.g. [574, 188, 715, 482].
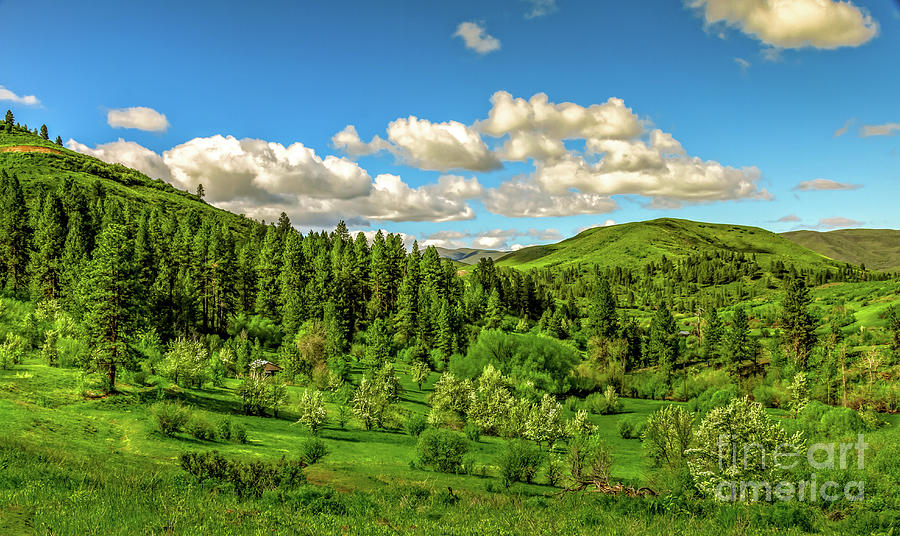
[496, 218, 842, 271]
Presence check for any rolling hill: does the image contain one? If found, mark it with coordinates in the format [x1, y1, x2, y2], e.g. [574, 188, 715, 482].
[496, 218, 842, 271]
[781, 229, 900, 272]
[0, 125, 254, 233]
[435, 247, 508, 265]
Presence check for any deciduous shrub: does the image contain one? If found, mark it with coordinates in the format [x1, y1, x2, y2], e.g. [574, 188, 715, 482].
[416, 428, 469, 474]
[404, 413, 427, 437]
[232, 422, 248, 444]
[464, 422, 481, 442]
[300, 437, 329, 465]
[498, 439, 543, 488]
[187, 416, 215, 441]
[151, 400, 191, 436]
[179, 451, 305, 498]
[215, 417, 232, 441]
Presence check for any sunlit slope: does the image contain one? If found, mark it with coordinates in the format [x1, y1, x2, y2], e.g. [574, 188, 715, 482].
[496, 218, 839, 270]
[782, 229, 900, 272]
[0, 127, 254, 233]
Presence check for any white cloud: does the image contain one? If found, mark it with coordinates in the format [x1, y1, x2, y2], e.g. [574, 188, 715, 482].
[386, 116, 502, 171]
[479, 91, 642, 141]
[524, 0, 557, 18]
[777, 213, 801, 222]
[793, 178, 862, 191]
[66, 138, 171, 180]
[689, 0, 879, 49]
[107, 106, 170, 132]
[734, 57, 751, 72]
[424, 227, 562, 250]
[860, 122, 900, 137]
[331, 125, 391, 156]
[833, 118, 854, 137]
[815, 217, 863, 229]
[483, 178, 620, 217]
[67, 135, 480, 226]
[0, 85, 40, 106]
[454, 22, 501, 54]
[530, 152, 769, 204]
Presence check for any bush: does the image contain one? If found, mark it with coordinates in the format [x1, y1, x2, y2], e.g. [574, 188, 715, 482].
[187, 416, 215, 441]
[584, 385, 621, 415]
[179, 451, 305, 498]
[497, 439, 544, 488]
[132, 370, 149, 386]
[151, 401, 191, 436]
[232, 422, 248, 444]
[300, 437, 329, 465]
[404, 413, 427, 437]
[463, 422, 481, 442]
[564, 396, 579, 412]
[416, 428, 469, 474]
[617, 419, 635, 439]
[215, 417, 232, 441]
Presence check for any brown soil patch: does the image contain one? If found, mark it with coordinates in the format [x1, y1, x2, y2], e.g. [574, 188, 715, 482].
[0, 145, 63, 155]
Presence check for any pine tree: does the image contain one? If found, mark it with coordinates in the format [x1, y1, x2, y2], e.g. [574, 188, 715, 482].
[254, 225, 280, 319]
[436, 299, 454, 360]
[700, 305, 723, 362]
[40, 124, 49, 140]
[587, 276, 618, 339]
[485, 288, 503, 329]
[647, 302, 678, 383]
[725, 306, 752, 375]
[395, 244, 420, 343]
[196, 184, 205, 199]
[780, 277, 816, 369]
[279, 230, 306, 335]
[55, 135, 63, 146]
[0, 172, 31, 295]
[83, 224, 135, 392]
[364, 317, 392, 370]
[4, 110, 13, 126]
[29, 192, 67, 300]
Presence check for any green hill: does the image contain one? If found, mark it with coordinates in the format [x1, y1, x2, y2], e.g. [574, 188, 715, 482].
[435, 247, 508, 265]
[0, 125, 253, 233]
[496, 218, 840, 270]
[781, 229, 900, 272]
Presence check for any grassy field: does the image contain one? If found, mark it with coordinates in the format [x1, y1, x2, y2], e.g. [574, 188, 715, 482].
[2, 358, 888, 536]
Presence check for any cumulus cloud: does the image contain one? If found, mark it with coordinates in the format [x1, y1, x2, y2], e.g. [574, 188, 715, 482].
[524, 0, 557, 18]
[0, 85, 40, 106]
[423, 227, 562, 250]
[833, 118, 854, 137]
[793, 178, 862, 191]
[483, 178, 620, 218]
[479, 91, 642, 142]
[454, 22, 501, 54]
[331, 125, 391, 156]
[689, 0, 879, 49]
[67, 136, 480, 226]
[107, 106, 170, 132]
[815, 216, 863, 229]
[66, 138, 171, 180]
[387, 116, 502, 171]
[860, 122, 900, 137]
[530, 152, 769, 204]
[777, 213, 801, 222]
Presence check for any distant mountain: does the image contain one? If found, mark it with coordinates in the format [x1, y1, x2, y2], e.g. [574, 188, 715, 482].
[496, 218, 839, 271]
[781, 229, 900, 272]
[435, 247, 508, 265]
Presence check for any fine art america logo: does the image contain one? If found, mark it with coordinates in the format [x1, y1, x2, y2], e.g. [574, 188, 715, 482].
[714, 434, 868, 502]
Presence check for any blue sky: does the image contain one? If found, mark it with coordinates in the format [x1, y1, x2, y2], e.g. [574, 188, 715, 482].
[1, 0, 898, 250]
